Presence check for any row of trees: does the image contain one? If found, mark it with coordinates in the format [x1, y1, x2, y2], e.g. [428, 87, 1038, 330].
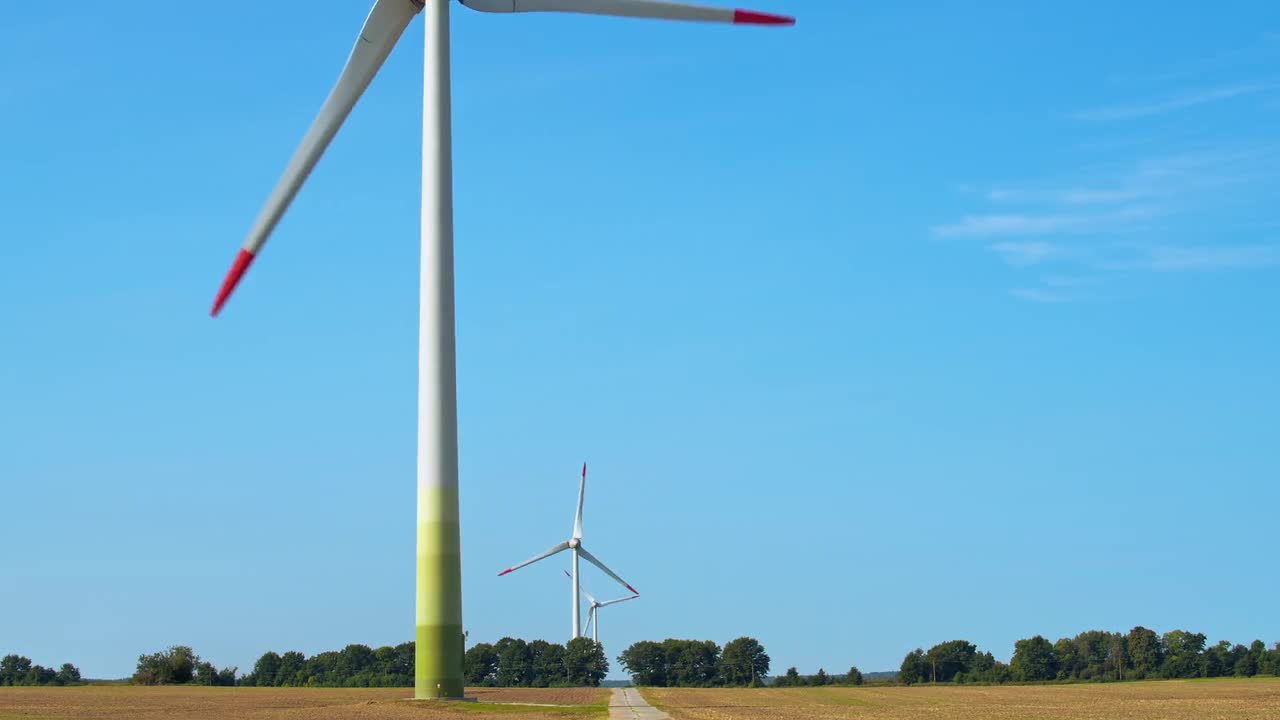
[617, 637, 770, 687]
[133, 646, 237, 686]
[244, 642, 415, 687]
[464, 637, 608, 687]
[0, 654, 82, 686]
[243, 637, 610, 688]
[900, 628, 1280, 684]
[772, 666, 863, 686]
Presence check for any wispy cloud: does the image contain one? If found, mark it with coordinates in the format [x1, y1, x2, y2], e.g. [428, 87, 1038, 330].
[1073, 84, 1275, 121]
[988, 187, 1154, 206]
[988, 241, 1064, 266]
[1113, 245, 1280, 272]
[1009, 287, 1080, 303]
[934, 214, 1078, 238]
[932, 206, 1157, 239]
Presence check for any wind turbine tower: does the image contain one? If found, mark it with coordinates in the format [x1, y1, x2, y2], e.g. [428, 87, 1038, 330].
[209, 0, 793, 699]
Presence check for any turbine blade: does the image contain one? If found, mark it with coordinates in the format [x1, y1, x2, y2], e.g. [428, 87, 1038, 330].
[460, 0, 793, 24]
[572, 463, 586, 540]
[498, 540, 571, 576]
[577, 546, 637, 595]
[599, 594, 639, 607]
[586, 606, 596, 635]
[565, 569, 598, 605]
[210, 0, 423, 317]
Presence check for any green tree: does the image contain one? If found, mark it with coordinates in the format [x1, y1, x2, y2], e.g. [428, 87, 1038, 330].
[1126, 627, 1162, 679]
[249, 651, 281, 687]
[564, 638, 608, 686]
[661, 640, 720, 687]
[1054, 637, 1082, 680]
[336, 644, 375, 685]
[619, 641, 667, 686]
[55, 663, 82, 686]
[528, 640, 566, 687]
[720, 637, 770, 687]
[1011, 636, 1058, 681]
[773, 667, 801, 687]
[194, 661, 219, 686]
[463, 643, 498, 686]
[23, 665, 56, 686]
[0, 655, 33, 686]
[812, 668, 829, 686]
[277, 651, 306, 687]
[1161, 630, 1206, 679]
[495, 638, 531, 687]
[899, 649, 927, 685]
[845, 666, 863, 686]
[133, 646, 199, 685]
[924, 641, 976, 683]
[301, 651, 340, 686]
[1237, 640, 1265, 677]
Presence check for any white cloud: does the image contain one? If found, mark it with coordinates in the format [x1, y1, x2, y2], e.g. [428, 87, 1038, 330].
[1009, 287, 1078, 303]
[1073, 84, 1274, 121]
[932, 206, 1157, 239]
[988, 241, 1063, 266]
[1120, 245, 1280, 272]
[934, 214, 1078, 238]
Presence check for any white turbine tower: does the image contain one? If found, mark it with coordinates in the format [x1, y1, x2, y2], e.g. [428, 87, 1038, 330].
[565, 570, 638, 643]
[499, 463, 635, 639]
[208, 0, 793, 700]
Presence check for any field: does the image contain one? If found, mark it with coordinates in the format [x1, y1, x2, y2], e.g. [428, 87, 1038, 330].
[5, 680, 1280, 719]
[0, 686, 610, 720]
[643, 678, 1280, 719]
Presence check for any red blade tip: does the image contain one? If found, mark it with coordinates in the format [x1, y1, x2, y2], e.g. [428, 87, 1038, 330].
[733, 9, 795, 25]
[210, 249, 256, 317]
[582, 463, 587, 477]
[498, 568, 514, 577]
[626, 584, 638, 594]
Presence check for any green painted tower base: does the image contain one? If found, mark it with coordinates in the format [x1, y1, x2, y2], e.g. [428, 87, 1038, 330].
[415, 498, 464, 699]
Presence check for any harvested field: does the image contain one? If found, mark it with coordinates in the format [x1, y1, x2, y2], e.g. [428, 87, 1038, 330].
[643, 678, 1280, 720]
[0, 685, 610, 720]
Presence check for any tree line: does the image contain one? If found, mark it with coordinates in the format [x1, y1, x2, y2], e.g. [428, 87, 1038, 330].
[133, 646, 238, 686]
[0, 654, 82, 686]
[464, 637, 608, 687]
[243, 642, 415, 687]
[617, 637, 771, 687]
[900, 628, 1280, 684]
[771, 665, 863, 687]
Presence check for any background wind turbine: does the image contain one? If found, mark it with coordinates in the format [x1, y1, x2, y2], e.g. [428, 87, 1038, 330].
[499, 463, 636, 640]
[565, 570, 638, 643]
[209, 0, 793, 699]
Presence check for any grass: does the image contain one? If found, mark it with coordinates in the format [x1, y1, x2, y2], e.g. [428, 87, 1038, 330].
[642, 677, 1280, 719]
[0, 686, 610, 719]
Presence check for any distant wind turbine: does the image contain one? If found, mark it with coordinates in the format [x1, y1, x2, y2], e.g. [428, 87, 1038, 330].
[499, 464, 636, 639]
[565, 570, 638, 643]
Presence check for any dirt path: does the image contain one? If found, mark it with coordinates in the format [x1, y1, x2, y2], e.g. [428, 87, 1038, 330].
[609, 687, 670, 720]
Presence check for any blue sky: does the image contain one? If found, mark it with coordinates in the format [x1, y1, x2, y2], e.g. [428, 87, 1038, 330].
[2, 1, 1279, 680]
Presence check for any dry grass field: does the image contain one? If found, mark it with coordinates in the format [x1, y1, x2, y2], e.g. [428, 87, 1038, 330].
[0, 686, 610, 720]
[643, 678, 1280, 720]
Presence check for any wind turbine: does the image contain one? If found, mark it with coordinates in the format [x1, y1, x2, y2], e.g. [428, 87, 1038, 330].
[208, 0, 793, 700]
[499, 463, 635, 639]
[565, 570, 638, 643]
